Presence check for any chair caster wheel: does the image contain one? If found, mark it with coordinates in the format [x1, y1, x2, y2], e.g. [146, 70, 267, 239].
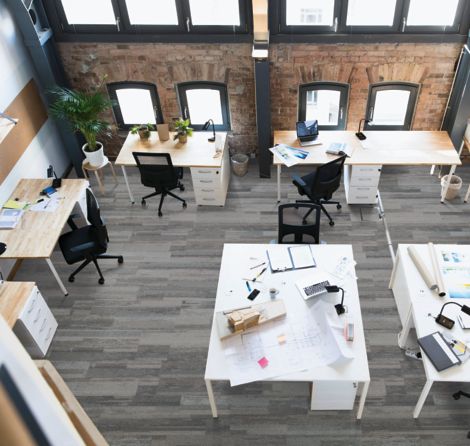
[68, 276, 75, 283]
[329, 221, 335, 226]
[180, 185, 185, 192]
[302, 219, 307, 225]
[118, 256, 124, 264]
[336, 204, 342, 210]
[158, 211, 163, 217]
[141, 199, 146, 207]
[182, 202, 187, 209]
[453, 392, 461, 400]
[98, 278, 105, 285]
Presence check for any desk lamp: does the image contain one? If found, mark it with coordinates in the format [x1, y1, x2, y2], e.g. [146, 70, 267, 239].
[325, 285, 346, 315]
[435, 301, 470, 329]
[202, 119, 216, 142]
[355, 119, 370, 141]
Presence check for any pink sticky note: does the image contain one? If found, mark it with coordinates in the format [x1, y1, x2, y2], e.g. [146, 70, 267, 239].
[258, 357, 269, 369]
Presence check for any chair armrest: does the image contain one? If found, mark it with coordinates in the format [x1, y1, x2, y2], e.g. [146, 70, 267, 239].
[70, 241, 95, 253]
[292, 175, 306, 188]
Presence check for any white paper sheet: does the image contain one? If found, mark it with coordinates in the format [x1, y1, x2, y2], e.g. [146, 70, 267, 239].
[29, 196, 61, 213]
[289, 245, 315, 269]
[266, 246, 292, 272]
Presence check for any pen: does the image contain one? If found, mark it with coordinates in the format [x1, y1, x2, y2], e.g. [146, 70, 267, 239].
[246, 281, 251, 292]
[253, 267, 267, 282]
[250, 262, 266, 270]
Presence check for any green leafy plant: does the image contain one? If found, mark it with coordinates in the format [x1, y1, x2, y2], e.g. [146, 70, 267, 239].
[49, 83, 113, 152]
[173, 118, 193, 140]
[130, 123, 155, 135]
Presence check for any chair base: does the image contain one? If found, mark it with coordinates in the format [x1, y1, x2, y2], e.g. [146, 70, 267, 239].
[68, 254, 124, 284]
[141, 184, 186, 217]
[296, 199, 341, 226]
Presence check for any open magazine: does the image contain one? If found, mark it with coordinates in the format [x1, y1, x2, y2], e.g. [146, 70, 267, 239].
[270, 144, 310, 167]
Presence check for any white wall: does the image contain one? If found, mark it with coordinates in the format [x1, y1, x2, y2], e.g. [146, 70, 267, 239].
[0, 0, 70, 204]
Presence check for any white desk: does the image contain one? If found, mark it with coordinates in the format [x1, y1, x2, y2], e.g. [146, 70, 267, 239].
[273, 131, 460, 204]
[390, 244, 470, 418]
[205, 244, 370, 419]
[115, 131, 230, 206]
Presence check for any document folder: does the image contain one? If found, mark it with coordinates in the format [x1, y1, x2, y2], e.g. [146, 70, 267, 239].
[266, 245, 316, 273]
[418, 331, 461, 372]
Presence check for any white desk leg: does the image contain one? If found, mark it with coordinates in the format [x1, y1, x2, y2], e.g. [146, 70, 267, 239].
[205, 379, 218, 418]
[388, 247, 400, 289]
[357, 380, 370, 420]
[430, 165, 435, 175]
[277, 165, 281, 203]
[464, 184, 470, 203]
[413, 380, 433, 419]
[121, 166, 135, 204]
[398, 306, 413, 349]
[440, 164, 457, 203]
[45, 258, 68, 296]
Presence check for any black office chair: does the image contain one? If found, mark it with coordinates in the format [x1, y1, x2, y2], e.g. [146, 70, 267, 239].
[278, 203, 321, 244]
[292, 155, 346, 227]
[59, 189, 123, 284]
[133, 152, 186, 217]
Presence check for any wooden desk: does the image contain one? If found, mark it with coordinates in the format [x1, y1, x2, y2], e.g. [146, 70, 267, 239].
[115, 131, 230, 206]
[0, 282, 35, 328]
[390, 244, 470, 418]
[0, 179, 88, 295]
[273, 130, 461, 203]
[205, 244, 370, 419]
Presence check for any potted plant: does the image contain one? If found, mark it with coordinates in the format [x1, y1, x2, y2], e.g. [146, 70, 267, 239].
[173, 118, 193, 144]
[49, 83, 113, 167]
[131, 123, 155, 141]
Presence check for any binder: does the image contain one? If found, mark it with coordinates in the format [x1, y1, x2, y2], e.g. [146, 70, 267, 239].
[418, 331, 461, 372]
[266, 245, 316, 273]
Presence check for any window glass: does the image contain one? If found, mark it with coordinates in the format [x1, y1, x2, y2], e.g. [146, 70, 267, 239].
[305, 90, 341, 125]
[189, 0, 240, 26]
[186, 89, 223, 125]
[407, 0, 459, 26]
[346, 0, 397, 26]
[125, 0, 178, 25]
[115, 89, 156, 125]
[60, 0, 115, 24]
[371, 90, 410, 126]
[285, 0, 335, 26]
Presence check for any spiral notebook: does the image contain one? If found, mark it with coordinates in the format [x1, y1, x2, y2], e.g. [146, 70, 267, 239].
[266, 245, 316, 273]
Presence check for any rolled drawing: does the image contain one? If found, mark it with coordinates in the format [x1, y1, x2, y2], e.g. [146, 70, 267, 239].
[428, 242, 446, 297]
[407, 246, 438, 291]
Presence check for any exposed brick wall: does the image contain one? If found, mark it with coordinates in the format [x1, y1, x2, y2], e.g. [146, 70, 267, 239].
[57, 41, 461, 158]
[57, 43, 257, 157]
[270, 42, 461, 132]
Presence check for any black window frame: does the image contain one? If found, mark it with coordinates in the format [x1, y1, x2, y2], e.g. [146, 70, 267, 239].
[364, 82, 420, 131]
[176, 81, 231, 131]
[43, 0, 251, 38]
[402, 0, 466, 33]
[298, 81, 350, 130]
[107, 81, 164, 131]
[278, 0, 342, 34]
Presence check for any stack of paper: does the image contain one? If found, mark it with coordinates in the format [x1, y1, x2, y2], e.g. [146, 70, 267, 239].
[0, 208, 23, 229]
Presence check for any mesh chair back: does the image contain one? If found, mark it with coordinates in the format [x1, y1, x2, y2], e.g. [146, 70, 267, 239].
[132, 152, 178, 191]
[278, 203, 321, 244]
[86, 188, 108, 249]
[309, 155, 346, 201]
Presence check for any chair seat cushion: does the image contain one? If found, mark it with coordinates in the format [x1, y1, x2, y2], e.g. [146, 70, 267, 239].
[59, 226, 105, 264]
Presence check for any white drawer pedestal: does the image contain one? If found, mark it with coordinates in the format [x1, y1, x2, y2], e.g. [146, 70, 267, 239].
[344, 165, 381, 205]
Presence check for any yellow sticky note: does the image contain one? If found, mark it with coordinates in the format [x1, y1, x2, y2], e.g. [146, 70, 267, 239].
[277, 334, 286, 345]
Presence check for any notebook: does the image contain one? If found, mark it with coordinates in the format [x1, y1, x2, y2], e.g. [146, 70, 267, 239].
[418, 331, 461, 372]
[0, 208, 24, 229]
[266, 245, 316, 273]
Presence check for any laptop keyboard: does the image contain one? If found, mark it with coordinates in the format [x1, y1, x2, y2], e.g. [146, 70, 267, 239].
[303, 280, 330, 297]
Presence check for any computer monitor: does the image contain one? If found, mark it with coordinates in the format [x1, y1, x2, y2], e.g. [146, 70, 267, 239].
[296, 120, 319, 143]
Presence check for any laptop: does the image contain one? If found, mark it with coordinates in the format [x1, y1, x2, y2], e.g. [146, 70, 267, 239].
[295, 272, 331, 301]
[296, 120, 320, 147]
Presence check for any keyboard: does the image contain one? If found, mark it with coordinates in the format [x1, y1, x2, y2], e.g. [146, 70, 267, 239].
[303, 280, 330, 298]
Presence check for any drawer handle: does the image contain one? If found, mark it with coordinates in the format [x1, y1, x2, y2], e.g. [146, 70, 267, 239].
[197, 170, 212, 174]
[39, 318, 47, 333]
[199, 180, 213, 184]
[33, 308, 41, 323]
[201, 189, 215, 192]
[202, 198, 216, 201]
[45, 327, 53, 341]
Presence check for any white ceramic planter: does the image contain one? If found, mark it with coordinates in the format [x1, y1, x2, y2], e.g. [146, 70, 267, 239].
[82, 142, 105, 167]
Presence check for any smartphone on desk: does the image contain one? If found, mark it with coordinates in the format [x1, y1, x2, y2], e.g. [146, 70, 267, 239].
[247, 289, 260, 301]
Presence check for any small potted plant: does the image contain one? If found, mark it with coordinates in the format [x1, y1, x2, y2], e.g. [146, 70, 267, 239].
[49, 80, 113, 167]
[131, 123, 155, 141]
[173, 118, 193, 144]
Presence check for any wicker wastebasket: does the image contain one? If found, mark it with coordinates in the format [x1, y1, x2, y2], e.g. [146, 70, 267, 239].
[441, 175, 462, 200]
[231, 153, 249, 177]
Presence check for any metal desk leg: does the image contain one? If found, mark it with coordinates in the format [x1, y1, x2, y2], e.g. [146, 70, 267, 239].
[413, 380, 433, 418]
[357, 380, 370, 420]
[398, 307, 413, 349]
[45, 258, 68, 296]
[430, 165, 435, 175]
[464, 184, 470, 203]
[94, 171, 105, 195]
[440, 164, 457, 203]
[109, 162, 118, 184]
[277, 165, 281, 203]
[121, 166, 135, 204]
[205, 379, 218, 418]
[388, 248, 400, 289]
